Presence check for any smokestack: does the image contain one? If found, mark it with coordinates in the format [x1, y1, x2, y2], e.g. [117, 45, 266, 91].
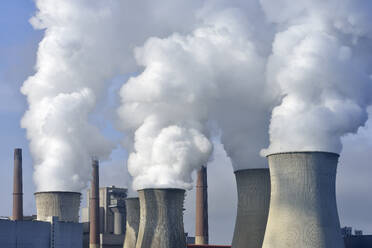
[195, 166, 208, 244]
[232, 168, 270, 248]
[262, 152, 344, 248]
[12, 148, 23, 221]
[136, 189, 187, 248]
[34, 191, 81, 222]
[90, 159, 100, 248]
[123, 197, 140, 248]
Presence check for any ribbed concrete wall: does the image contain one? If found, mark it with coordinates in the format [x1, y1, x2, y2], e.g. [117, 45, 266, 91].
[262, 152, 344, 248]
[136, 189, 187, 248]
[35, 191, 81, 223]
[123, 198, 140, 248]
[231, 168, 270, 248]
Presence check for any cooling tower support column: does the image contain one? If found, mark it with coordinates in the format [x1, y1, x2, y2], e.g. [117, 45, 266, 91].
[90, 160, 100, 248]
[262, 152, 345, 248]
[136, 188, 187, 248]
[13, 148, 23, 221]
[231, 168, 270, 248]
[123, 198, 140, 248]
[195, 166, 208, 245]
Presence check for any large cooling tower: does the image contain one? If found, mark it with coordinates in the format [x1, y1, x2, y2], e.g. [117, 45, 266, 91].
[262, 152, 344, 248]
[35, 191, 81, 223]
[136, 189, 187, 248]
[123, 197, 140, 248]
[231, 169, 270, 248]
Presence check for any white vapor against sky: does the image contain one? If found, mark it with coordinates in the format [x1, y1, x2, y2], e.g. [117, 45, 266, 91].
[21, 0, 205, 192]
[261, 0, 372, 155]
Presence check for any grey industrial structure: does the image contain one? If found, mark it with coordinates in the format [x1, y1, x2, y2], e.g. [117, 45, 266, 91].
[262, 152, 344, 248]
[232, 168, 270, 248]
[195, 166, 209, 245]
[123, 198, 140, 248]
[136, 189, 187, 248]
[82, 186, 128, 248]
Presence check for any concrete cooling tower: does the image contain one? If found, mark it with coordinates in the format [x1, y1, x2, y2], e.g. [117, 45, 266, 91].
[123, 197, 140, 248]
[262, 152, 344, 248]
[35, 191, 81, 223]
[231, 168, 270, 248]
[136, 189, 187, 248]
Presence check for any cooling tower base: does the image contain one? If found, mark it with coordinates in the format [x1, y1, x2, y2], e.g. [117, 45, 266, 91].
[136, 188, 186, 248]
[262, 152, 345, 248]
[231, 168, 270, 248]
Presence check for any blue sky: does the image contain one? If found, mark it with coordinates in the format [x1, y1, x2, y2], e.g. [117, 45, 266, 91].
[2, 0, 372, 245]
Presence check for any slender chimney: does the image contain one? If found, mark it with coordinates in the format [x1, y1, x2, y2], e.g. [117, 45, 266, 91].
[136, 189, 187, 248]
[13, 148, 23, 221]
[123, 197, 140, 248]
[90, 159, 100, 248]
[262, 152, 344, 248]
[195, 166, 208, 244]
[231, 168, 270, 248]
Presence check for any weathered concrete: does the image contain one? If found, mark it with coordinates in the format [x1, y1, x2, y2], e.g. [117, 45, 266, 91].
[231, 168, 270, 248]
[90, 160, 100, 248]
[262, 152, 345, 248]
[13, 148, 23, 221]
[195, 166, 208, 245]
[35, 191, 81, 223]
[136, 189, 187, 248]
[123, 198, 140, 248]
[111, 206, 125, 235]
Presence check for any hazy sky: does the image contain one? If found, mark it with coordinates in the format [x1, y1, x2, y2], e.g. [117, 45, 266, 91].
[1, 1, 372, 245]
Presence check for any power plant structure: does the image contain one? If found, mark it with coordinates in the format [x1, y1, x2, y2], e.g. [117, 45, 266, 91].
[136, 188, 187, 248]
[12, 148, 23, 221]
[195, 166, 209, 245]
[123, 197, 140, 248]
[34, 191, 81, 223]
[90, 159, 100, 248]
[231, 168, 270, 248]
[262, 151, 345, 248]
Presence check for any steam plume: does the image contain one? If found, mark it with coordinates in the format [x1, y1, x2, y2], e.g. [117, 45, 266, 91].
[260, 0, 372, 155]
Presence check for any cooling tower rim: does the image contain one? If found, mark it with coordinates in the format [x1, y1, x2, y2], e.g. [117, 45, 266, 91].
[234, 168, 269, 174]
[265, 151, 339, 158]
[137, 188, 186, 193]
[34, 191, 81, 196]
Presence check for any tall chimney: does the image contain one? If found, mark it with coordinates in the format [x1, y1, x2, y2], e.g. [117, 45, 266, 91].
[232, 168, 270, 248]
[195, 166, 208, 244]
[90, 159, 100, 248]
[262, 152, 344, 248]
[123, 197, 140, 248]
[13, 148, 23, 221]
[136, 189, 187, 248]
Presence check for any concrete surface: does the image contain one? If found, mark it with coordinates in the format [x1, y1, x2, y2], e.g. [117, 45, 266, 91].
[123, 198, 140, 248]
[262, 152, 345, 248]
[231, 168, 270, 248]
[136, 189, 187, 248]
[35, 191, 81, 223]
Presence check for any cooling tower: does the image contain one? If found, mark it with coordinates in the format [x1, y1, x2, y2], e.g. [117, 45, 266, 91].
[34, 191, 81, 223]
[136, 189, 187, 248]
[123, 197, 140, 248]
[195, 166, 208, 245]
[262, 152, 344, 248]
[231, 168, 270, 248]
[13, 148, 23, 221]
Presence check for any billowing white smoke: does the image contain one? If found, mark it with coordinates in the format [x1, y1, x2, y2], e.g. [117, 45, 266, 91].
[22, 0, 205, 192]
[117, 2, 277, 189]
[261, 0, 372, 155]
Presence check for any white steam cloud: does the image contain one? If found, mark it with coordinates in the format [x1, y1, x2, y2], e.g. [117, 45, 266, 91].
[261, 0, 372, 155]
[22, 0, 204, 192]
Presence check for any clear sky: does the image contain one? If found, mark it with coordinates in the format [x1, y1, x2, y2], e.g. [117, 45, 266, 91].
[1, 0, 372, 245]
